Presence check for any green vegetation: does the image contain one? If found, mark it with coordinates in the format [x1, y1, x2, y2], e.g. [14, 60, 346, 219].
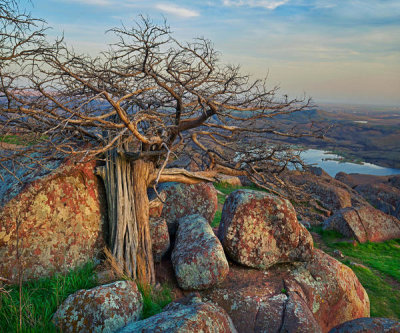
[0, 134, 48, 146]
[137, 283, 173, 319]
[214, 182, 265, 196]
[211, 210, 222, 228]
[312, 226, 400, 319]
[0, 261, 98, 332]
[0, 262, 174, 332]
[0, 135, 25, 145]
[351, 265, 400, 318]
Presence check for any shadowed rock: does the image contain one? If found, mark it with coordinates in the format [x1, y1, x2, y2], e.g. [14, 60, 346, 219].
[149, 182, 218, 236]
[335, 172, 400, 219]
[355, 183, 400, 219]
[118, 294, 237, 333]
[329, 317, 400, 333]
[149, 217, 170, 263]
[218, 189, 313, 270]
[172, 214, 229, 290]
[53, 280, 142, 333]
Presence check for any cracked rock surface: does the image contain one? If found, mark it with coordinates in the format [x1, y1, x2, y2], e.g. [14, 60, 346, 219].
[198, 249, 369, 333]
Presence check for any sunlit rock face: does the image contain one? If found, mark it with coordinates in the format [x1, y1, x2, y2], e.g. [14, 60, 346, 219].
[53, 280, 142, 333]
[218, 189, 313, 270]
[0, 159, 107, 282]
[324, 206, 400, 243]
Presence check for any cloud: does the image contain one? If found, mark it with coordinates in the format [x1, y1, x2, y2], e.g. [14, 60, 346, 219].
[155, 3, 200, 18]
[64, 0, 112, 5]
[222, 0, 289, 10]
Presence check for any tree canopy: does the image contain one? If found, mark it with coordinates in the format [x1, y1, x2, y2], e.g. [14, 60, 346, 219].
[0, 4, 327, 284]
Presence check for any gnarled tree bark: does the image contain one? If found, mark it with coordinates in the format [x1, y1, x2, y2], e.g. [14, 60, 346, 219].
[97, 150, 155, 284]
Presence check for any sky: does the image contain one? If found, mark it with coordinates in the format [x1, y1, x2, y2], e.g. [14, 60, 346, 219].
[25, 0, 400, 106]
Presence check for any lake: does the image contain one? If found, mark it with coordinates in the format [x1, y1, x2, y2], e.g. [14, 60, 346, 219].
[300, 149, 400, 177]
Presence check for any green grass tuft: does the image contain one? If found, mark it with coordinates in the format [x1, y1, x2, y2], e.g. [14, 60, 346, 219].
[137, 283, 172, 319]
[0, 261, 98, 332]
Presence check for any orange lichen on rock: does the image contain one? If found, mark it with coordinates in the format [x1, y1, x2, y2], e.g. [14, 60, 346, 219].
[0, 160, 106, 282]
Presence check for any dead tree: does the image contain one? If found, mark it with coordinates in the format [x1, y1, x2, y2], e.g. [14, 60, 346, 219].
[0, 15, 327, 285]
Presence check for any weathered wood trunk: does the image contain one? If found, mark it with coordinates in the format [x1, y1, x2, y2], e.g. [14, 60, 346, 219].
[97, 150, 155, 285]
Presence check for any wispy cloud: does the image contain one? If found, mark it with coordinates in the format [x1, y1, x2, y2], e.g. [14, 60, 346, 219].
[64, 0, 112, 6]
[222, 0, 289, 10]
[155, 3, 200, 18]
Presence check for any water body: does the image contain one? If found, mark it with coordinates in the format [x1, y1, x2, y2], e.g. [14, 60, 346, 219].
[300, 149, 400, 177]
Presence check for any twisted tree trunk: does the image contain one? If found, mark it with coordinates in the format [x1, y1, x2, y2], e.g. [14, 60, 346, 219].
[97, 150, 155, 285]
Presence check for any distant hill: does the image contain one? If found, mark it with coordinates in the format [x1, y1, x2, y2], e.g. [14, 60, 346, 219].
[259, 106, 400, 169]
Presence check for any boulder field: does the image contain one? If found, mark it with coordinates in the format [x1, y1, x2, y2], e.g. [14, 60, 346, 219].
[336, 172, 400, 220]
[285, 169, 400, 243]
[5, 160, 398, 332]
[50, 187, 370, 332]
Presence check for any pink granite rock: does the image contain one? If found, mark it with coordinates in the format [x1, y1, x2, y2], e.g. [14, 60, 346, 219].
[217, 189, 313, 269]
[0, 159, 106, 282]
[149, 217, 170, 263]
[324, 206, 400, 243]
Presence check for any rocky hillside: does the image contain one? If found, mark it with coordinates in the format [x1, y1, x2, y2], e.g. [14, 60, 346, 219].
[1, 159, 399, 332]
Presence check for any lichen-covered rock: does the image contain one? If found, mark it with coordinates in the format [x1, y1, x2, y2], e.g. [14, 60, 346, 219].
[52, 280, 143, 333]
[329, 317, 400, 333]
[149, 182, 218, 236]
[217, 189, 313, 269]
[118, 294, 237, 333]
[199, 249, 369, 333]
[288, 249, 370, 332]
[323, 206, 400, 243]
[149, 217, 170, 263]
[0, 159, 106, 282]
[172, 214, 229, 290]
